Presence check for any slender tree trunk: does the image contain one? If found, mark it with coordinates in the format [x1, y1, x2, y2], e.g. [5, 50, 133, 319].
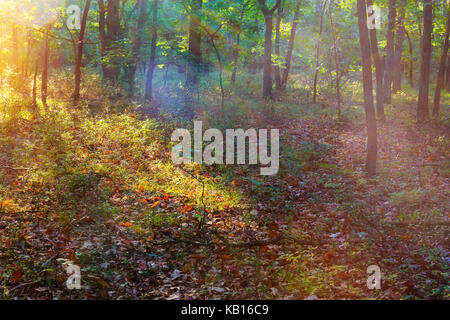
[281, 0, 301, 91]
[74, 0, 92, 103]
[186, 0, 202, 88]
[404, 27, 414, 87]
[417, 0, 433, 122]
[128, 0, 148, 96]
[107, 0, 121, 81]
[313, 1, 326, 104]
[12, 24, 19, 71]
[145, 0, 159, 101]
[98, 0, 121, 82]
[433, 6, 450, 117]
[41, 28, 50, 107]
[231, 2, 248, 84]
[328, 0, 341, 115]
[231, 32, 240, 84]
[32, 60, 38, 108]
[258, 0, 281, 98]
[357, 0, 377, 177]
[446, 54, 450, 90]
[367, 0, 385, 121]
[393, 6, 405, 92]
[274, 4, 283, 90]
[383, 0, 397, 104]
[263, 15, 274, 97]
[24, 33, 31, 77]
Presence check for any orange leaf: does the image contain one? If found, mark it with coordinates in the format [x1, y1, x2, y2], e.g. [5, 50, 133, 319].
[11, 267, 22, 284]
[120, 222, 133, 227]
[151, 201, 161, 208]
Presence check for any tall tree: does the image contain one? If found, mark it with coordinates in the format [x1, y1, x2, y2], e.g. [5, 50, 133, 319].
[258, 0, 282, 98]
[145, 0, 159, 101]
[281, 0, 302, 91]
[41, 27, 50, 107]
[186, 0, 203, 88]
[446, 54, 450, 90]
[392, 5, 405, 93]
[98, 0, 121, 82]
[432, 5, 450, 118]
[127, 0, 149, 96]
[312, 0, 326, 104]
[367, 0, 385, 121]
[417, 0, 433, 122]
[231, 1, 249, 84]
[274, 2, 283, 90]
[74, 0, 92, 103]
[383, 0, 397, 104]
[328, 0, 341, 115]
[357, 0, 378, 177]
[404, 26, 414, 87]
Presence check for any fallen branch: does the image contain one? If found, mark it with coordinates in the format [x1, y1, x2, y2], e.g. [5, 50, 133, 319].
[383, 220, 450, 227]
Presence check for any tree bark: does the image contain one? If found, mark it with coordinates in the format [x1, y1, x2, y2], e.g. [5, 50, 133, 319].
[417, 0, 433, 122]
[432, 5, 450, 118]
[313, 0, 326, 104]
[383, 0, 397, 104]
[393, 5, 405, 93]
[231, 2, 248, 84]
[12, 23, 19, 71]
[98, 0, 121, 82]
[328, 0, 341, 115]
[128, 0, 148, 96]
[274, 3, 283, 90]
[357, 0, 378, 177]
[404, 27, 414, 87]
[367, 0, 385, 121]
[41, 28, 50, 107]
[145, 0, 159, 101]
[446, 54, 450, 90]
[258, 0, 281, 98]
[186, 0, 203, 88]
[74, 0, 92, 103]
[281, 0, 301, 91]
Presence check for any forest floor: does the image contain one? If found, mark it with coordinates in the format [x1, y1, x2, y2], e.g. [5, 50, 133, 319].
[0, 79, 449, 300]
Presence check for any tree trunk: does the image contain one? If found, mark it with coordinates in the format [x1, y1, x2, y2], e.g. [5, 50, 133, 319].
[186, 0, 202, 88]
[98, 0, 121, 82]
[383, 0, 397, 104]
[12, 24, 19, 71]
[145, 0, 159, 101]
[312, 1, 325, 104]
[41, 28, 50, 107]
[446, 54, 450, 90]
[357, 0, 377, 177]
[393, 6, 405, 92]
[32, 60, 38, 109]
[367, 0, 385, 121]
[231, 2, 248, 84]
[231, 32, 240, 84]
[74, 0, 92, 103]
[24, 33, 32, 77]
[274, 4, 283, 90]
[432, 6, 450, 117]
[263, 15, 274, 97]
[404, 27, 414, 87]
[128, 0, 148, 96]
[258, 0, 281, 98]
[417, 0, 433, 122]
[281, 0, 301, 91]
[328, 0, 341, 115]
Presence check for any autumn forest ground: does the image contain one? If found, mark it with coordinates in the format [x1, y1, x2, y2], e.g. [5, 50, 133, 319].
[0, 71, 449, 300]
